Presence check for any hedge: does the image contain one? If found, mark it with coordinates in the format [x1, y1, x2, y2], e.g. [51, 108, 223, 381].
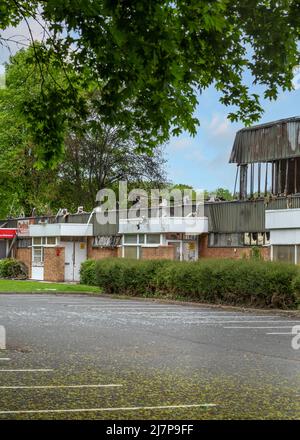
[80, 258, 300, 309]
[0, 258, 28, 279]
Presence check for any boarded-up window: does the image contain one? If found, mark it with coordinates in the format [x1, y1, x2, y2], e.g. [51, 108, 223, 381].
[208, 233, 244, 247]
[273, 245, 295, 264]
[123, 246, 138, 259]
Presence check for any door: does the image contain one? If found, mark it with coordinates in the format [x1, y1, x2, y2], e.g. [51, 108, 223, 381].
[182, 240, 197, 261]
[74, 241, 87, 282]
[63, 241, 87, 282]
[166, 240, 198, 261]
[64, 242, 74, 281]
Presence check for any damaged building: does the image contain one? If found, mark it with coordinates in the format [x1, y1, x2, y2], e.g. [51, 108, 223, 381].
[1, 116, 300, 281]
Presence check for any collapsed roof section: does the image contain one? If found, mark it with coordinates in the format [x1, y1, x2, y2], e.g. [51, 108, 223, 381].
[230, 117, 300, 164]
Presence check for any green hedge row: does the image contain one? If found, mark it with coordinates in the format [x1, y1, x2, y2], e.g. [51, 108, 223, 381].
[80, 258, 300, 309]
[0, 258, 28, 279]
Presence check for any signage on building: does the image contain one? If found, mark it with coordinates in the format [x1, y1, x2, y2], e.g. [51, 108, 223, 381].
[93, 235, 121, 248]
[17, 220, 30, 237]
[0, 228, 17, 239]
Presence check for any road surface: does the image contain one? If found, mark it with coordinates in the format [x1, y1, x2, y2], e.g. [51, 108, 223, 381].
[0, 294, 299, 419]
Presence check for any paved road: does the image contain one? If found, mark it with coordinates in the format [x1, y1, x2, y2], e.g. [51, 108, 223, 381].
[0, 294, 299, 419]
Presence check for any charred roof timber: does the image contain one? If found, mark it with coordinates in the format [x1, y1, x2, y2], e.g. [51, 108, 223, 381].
[230, 117, 300, 200]
[230, 117, 300, 164]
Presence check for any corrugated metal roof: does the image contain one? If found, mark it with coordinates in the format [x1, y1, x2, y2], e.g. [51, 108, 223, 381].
[230, 117, 300, 164]
[205, 195, 300, 233]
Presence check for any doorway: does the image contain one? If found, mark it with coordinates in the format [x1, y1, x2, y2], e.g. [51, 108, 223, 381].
[166, 239, 198, 261]
[62, 241, 87, 282]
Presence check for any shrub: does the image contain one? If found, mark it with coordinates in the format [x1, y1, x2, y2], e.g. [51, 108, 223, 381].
[250, 246, 262, 260]
[0, 258, 28, 279]
[291, 274, 300, 307]
[94, 258, 169, 296]
[80, 259, 97, 285]
[80, 257, 300, 309]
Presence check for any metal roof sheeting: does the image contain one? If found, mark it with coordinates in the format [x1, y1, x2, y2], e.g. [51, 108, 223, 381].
[230, 117, 300, 164]
[205, 196, 300, 233]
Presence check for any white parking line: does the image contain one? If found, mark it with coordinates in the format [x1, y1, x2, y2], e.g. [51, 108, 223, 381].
[0, 403, 217, 415]
[66, 305, 200, 309]
[266, 332, 294, 335]
[0, 358, 10, 361]
[223, 326, 294, 329]
[0, 369, 53, 372]
[0, 384, 122, 389]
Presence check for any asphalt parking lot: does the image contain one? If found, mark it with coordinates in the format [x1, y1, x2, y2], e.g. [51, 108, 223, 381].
[0, 294, 299, 419]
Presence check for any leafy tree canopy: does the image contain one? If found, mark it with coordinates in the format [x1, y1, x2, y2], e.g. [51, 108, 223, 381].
[0, 1, 300, 165]
[0, 47, 167, 217]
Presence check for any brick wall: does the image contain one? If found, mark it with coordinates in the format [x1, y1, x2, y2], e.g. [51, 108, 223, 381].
[199, 234, 270, 260]
[44, 247, 65, 282]
[141, 245, 176, 260]
[15, 247, 32, 278]
[87, 237, 118, 260]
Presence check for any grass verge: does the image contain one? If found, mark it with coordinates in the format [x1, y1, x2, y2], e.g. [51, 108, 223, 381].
[0, 279, 101, 293]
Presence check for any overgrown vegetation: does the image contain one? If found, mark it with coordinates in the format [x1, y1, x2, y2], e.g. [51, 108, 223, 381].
[0, 258, 28, 279]
[80, 258, 300, 309]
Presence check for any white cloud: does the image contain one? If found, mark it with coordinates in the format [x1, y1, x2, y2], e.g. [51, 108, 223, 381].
[207, 113, 236, 140]
[169, 136, 193, 151]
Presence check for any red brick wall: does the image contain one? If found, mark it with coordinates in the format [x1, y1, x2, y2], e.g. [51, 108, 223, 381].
[15, 247, 32, 278]
[87, 237, 118, 260]
[141, 245, 175, 260]
[199, 234, 270, 260]
[44, 247, 65, 282]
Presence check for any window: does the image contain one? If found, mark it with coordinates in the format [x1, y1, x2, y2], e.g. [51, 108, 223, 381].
[146, 234, 160, 244]
[138, 234, 145, 244]
[93, 236, 121, 247]
[32, 237, 57, 265]
[33, 237, 44, 245]
[46, 237, 56, 245]
[257, 233, 264, 246]
[33, 246, 43, 263]
[124, 234, 138, 244]
[273, 245, 295, 264]
[244, 232, 270, 246]
[208, 233, 243, 247]
[122, 234, 161, 259]
[123, 246, 138, 259]
[17, 238, 31, 248]
[33, 237, 57, 246]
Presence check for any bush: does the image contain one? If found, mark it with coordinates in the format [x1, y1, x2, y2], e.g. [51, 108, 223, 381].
[0, 258, 28, 279]
[80, 259, 97, 285]
[291, 274, 300, 307]
[94, 258, 169, 296]
[80, 257, 300, 309]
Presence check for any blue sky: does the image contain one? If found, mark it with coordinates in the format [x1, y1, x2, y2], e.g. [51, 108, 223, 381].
[167, 75, 300, 191]
[1, 19, 300, 192]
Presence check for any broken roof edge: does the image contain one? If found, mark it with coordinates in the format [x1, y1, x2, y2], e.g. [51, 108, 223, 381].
[229, 116, 300, 164]
[235, 116, 300, 134]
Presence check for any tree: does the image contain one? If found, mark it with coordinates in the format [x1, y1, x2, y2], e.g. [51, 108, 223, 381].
[0, 47, 167, 216]
[1, 1, 299, 165]
[204, 188, 233, 201]
[57, 121, 167, 211]
[0, 48, 59, 217]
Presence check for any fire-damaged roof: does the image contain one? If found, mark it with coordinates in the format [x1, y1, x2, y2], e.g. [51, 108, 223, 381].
[229, 117, 300, 164]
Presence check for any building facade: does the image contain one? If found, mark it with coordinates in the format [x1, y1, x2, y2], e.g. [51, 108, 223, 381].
[1, 117, 300, 281]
